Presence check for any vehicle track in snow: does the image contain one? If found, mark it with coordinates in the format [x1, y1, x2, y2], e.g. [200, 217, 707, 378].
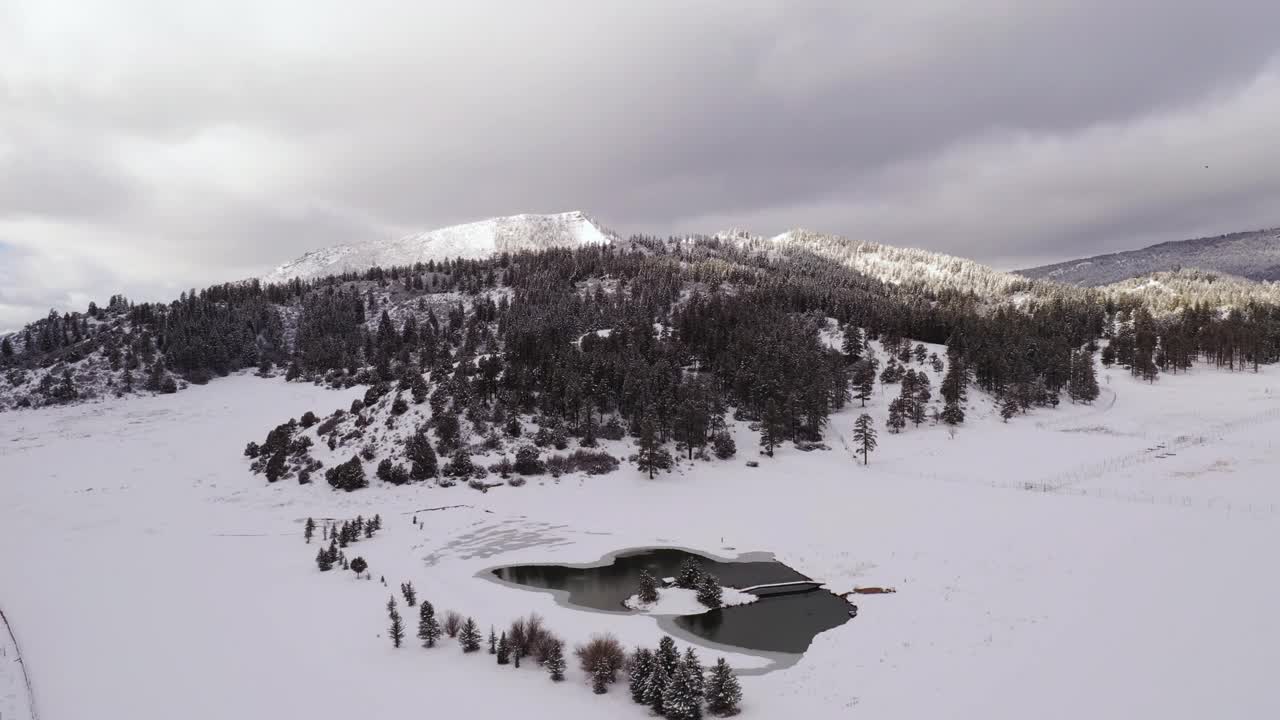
[0, 603, 37, 720]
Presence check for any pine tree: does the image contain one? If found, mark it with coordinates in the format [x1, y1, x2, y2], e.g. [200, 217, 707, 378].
[1000, 394, 1018, 422]
[886, 397, 907, 434]
[387, 596, 404, 648]
[629, 648, 656, 703]
[853, 361, 875, 407]
[638, 570, 660, 604]
[656, 636, 680, 676]
[711, 430, 736, 459]
[264, 449, 287, 483]
[1068, 349, 1100, 403]
[417, 600, 441, 648]
[841, 326, 863, 363]
[645, 662, 670, 715]
[636, 411, 663, 479]
[682, 647, 705, 700]
[545, 640, 566, 681]
[759, 397, 785, 457]
[880, 358, 902, 385]
[1101, 343, 1116, 368]
[304, 517, 315, 543]
[852, 413, 877, 466]
[401, 581, 417, 607]
[316, 546, 333, 571]
[909, 373, 931, 426]
[705, 658, 742, 716]
[488, 627, 497, 654]
[676, 557, 705, 589]
[663, 660, 703, 720]
[941, 400, 965, 426]
[496, 632, 511, 664]
[695, 574, 722, 609]
[459, 617, 482, 652]
[940, 349, 967, 426]
[592, 658, 611, 694]
[406, 426, 438, 480]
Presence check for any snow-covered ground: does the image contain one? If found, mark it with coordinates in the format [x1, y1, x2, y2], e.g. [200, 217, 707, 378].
[2, 355, 1279, 719]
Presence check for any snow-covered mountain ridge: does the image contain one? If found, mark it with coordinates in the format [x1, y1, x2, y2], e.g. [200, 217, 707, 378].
[717, 228, 1039, 298]
[265, 211, 614, 282]
[1017, 227, 1280, 286]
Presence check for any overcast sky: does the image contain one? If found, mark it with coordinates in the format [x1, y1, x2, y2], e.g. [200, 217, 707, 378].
[3, 1, 1280, 329]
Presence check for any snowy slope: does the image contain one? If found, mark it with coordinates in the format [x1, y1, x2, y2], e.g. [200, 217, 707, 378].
[719, 228, 1042, 299]
[265, 211, 614, 282]
[4, 345, 1280, 719]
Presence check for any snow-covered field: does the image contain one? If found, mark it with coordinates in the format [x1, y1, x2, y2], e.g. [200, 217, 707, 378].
[2, 358, 1279, 719]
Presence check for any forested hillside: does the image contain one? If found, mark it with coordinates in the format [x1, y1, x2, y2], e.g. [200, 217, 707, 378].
[4, 237, 1280, 484]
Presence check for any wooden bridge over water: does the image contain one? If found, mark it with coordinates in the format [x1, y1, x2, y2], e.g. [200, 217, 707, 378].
[738, 580, 826, 596]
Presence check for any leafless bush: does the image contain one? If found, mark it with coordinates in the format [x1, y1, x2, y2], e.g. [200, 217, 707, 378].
[444, 610, 464, 638]
[507, 613, 557, 661]
[575, 632, 625, 682]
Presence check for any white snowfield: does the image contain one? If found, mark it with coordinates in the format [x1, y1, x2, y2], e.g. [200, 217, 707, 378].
[263, 211, 613, 282]
[2, 351, 1280, 719]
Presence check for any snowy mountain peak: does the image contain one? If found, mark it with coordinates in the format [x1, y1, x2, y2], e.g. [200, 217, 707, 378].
[264, 211, 614, 282]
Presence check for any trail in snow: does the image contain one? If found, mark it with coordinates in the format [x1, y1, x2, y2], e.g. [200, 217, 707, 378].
[0, 604, 37, 720]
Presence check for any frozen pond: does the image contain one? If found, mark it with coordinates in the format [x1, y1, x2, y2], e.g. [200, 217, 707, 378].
[489, 548, 853, 654]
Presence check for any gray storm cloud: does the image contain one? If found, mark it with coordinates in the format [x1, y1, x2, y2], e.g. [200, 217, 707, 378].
[2, 0, 1280, 328]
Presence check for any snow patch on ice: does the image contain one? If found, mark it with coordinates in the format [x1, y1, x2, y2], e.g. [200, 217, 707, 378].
[624, 587, 758, 616]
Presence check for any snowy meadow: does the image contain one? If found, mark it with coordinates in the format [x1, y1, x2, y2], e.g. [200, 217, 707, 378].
[2, 351, 1279, 720]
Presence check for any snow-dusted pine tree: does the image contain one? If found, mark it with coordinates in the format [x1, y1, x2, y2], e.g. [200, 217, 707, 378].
[644, 662, 670, 715]
[387, 596, 404, 648]
[695, 574, 723, 609]
[663, 660, 704, 720]
[417, 600, 441, 648]
[545, 640, 566, 681]
[459, 617, 482, 652]
[852, 414, 877, 465]
[656, 635, 680, 676]
[676, 557, 705, 589]
[496, 632, 510, 664]
[705, 658, 743, 716]
[592, 658, 611, 694]
[682, 647, 705, 700]
[629, 647, 655, 703]
[638, 570, 660, 603]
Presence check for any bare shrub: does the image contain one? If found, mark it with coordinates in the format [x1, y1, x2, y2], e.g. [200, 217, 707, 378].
[507, 613, 556, 662]
[575, 632, 625, 682]
[444, 610, 464, 638]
